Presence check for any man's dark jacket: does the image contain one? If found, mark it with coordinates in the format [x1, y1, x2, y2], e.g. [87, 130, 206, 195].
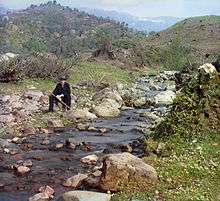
[53, 82, 71, 97]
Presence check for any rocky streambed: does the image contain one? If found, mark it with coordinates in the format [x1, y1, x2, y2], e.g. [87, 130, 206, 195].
[0, 71, 179, 201]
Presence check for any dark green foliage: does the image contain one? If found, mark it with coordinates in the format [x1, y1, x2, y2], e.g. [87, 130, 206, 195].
[1, 2, 131, 57]
[163, 38, 194, 70]
[23, 36, 48, 53]
[154, 70, 220, 139]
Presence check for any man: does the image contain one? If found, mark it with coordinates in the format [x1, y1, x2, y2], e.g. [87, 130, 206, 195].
[49, 76, 71, 112]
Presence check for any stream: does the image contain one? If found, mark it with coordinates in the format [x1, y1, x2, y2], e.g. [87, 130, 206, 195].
[0, 74, 174, 201]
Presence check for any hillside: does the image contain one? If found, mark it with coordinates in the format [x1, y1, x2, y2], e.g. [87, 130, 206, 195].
[146, 15, 220, 57]
[80, 7, 182, 33]
[0, 1, 132, 56]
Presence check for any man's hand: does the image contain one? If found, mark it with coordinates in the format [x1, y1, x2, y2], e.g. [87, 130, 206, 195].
[56, 94, 63, 101]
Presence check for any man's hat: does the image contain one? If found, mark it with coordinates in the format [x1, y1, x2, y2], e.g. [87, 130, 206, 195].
[59, 76, 67, 81]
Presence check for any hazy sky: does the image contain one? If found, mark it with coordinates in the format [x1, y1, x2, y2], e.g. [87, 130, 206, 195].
[1, 0, 220, 18]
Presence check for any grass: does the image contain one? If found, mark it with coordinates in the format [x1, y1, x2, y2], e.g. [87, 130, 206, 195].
[112, 133, 220, 201]
[0, 61, 135, 95]
[70, 61, 135, 85]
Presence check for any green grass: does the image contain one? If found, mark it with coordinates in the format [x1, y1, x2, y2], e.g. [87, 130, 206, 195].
[0, 61, 135, 95]
[171, 15, 220, 29]
[112, 133, 220, 201]
[70, 61, 134, 85]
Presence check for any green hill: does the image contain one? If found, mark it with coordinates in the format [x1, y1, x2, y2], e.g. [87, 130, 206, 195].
[146, 15, 220, 57]
[0, 1, 132, 56]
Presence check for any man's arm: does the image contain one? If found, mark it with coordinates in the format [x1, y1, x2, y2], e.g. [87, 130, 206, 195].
[52, 84, 60, 96]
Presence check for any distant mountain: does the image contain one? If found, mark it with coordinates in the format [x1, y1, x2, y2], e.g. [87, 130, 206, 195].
[0, 5, 7, 15]
[79, 8, 183, 33]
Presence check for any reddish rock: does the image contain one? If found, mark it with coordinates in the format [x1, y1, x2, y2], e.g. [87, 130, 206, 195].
[39, 185, 54, 198]
[63, 173, 88, 188]
[17, 166, 30, 175]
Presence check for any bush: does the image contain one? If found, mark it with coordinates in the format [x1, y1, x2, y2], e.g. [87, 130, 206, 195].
[18, 54, 75, 80]
[0, 59, 21, 82]
[0, 53, 76, 82]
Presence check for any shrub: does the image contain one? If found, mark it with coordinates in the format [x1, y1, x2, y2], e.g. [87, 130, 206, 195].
[18, 54, 75, 80]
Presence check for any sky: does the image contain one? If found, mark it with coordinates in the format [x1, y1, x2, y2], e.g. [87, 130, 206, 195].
[0, 0, 220, 18]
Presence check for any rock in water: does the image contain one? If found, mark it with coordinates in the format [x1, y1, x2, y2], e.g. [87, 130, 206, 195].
[66, 109, 97, 122]
[17, 166, 30, 175]
[39, 185, 54, 198]
[80, 155, 98, 165]
[99, 152, 157, 192]
[154, 90, 176, 106]
[63, 173, 88, 188]
[57, 191, 111, 201]
[28, 193, 49, 201]
[93, 100, 120, 118]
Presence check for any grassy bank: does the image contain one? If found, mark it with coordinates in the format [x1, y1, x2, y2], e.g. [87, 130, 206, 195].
[112, 133, 220, 201]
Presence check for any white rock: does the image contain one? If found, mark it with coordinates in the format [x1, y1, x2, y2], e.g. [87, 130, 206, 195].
[58, 191, 111, 201]
[198, 63, 217, 74]
[154, 90, 176, 106]
[80, 155, 98, 165]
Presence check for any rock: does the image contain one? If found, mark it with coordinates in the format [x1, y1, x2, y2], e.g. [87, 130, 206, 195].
[85, 175, 100, 188]
[21, 124, 36, 135]
[39, 185, 54, 198]
[17, 166, 30, 175]
[28, 193, 49, 201]
[63, 173, 88, 188]
[133, 97, 147, 108]
[0, 114, 15, 123]
[58, 191, 111, 201]
[99, 152, 157, 192]
[66, 138, 78, 149]
[56, 143, 64, 149]
[93, 88, 123, 107]
[100, 128, 108, 133]
[24, 90, 44, 101]
[47, 119, 64, 130]
[156, 143, 166, 155]
[0, 139, 11, 148]
[76, 123, 90, 131]
[93, 101, 120, 118]
[41, 139, 50, 145]
[11, 137, 20, 143]
[23, 160, 33, 167]
[80, 155, 98, 165]
[154, 90, 176, 106]
[120, 144, 133, 153]
[198, 63, 217, 75]
[66, 109, 97, 122]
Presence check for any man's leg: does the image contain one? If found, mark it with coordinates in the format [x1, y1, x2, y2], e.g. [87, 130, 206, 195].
[49, 95, 55, 112]
[62, 96, 71, 111]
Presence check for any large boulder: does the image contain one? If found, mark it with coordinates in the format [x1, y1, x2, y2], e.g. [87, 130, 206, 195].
[93, 100, 121, 118]
[99, 152, 157, 192]
[93, 88, 123, 108]
[154, 90, 176, 106]
[58, 191, 111, 201]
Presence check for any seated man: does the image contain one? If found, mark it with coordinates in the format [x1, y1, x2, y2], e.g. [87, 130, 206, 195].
[49, 76, 71, 112]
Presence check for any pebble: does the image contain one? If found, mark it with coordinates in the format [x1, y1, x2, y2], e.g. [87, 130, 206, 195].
[39, 185, 54, 198]
[17, 166, 30, 175]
